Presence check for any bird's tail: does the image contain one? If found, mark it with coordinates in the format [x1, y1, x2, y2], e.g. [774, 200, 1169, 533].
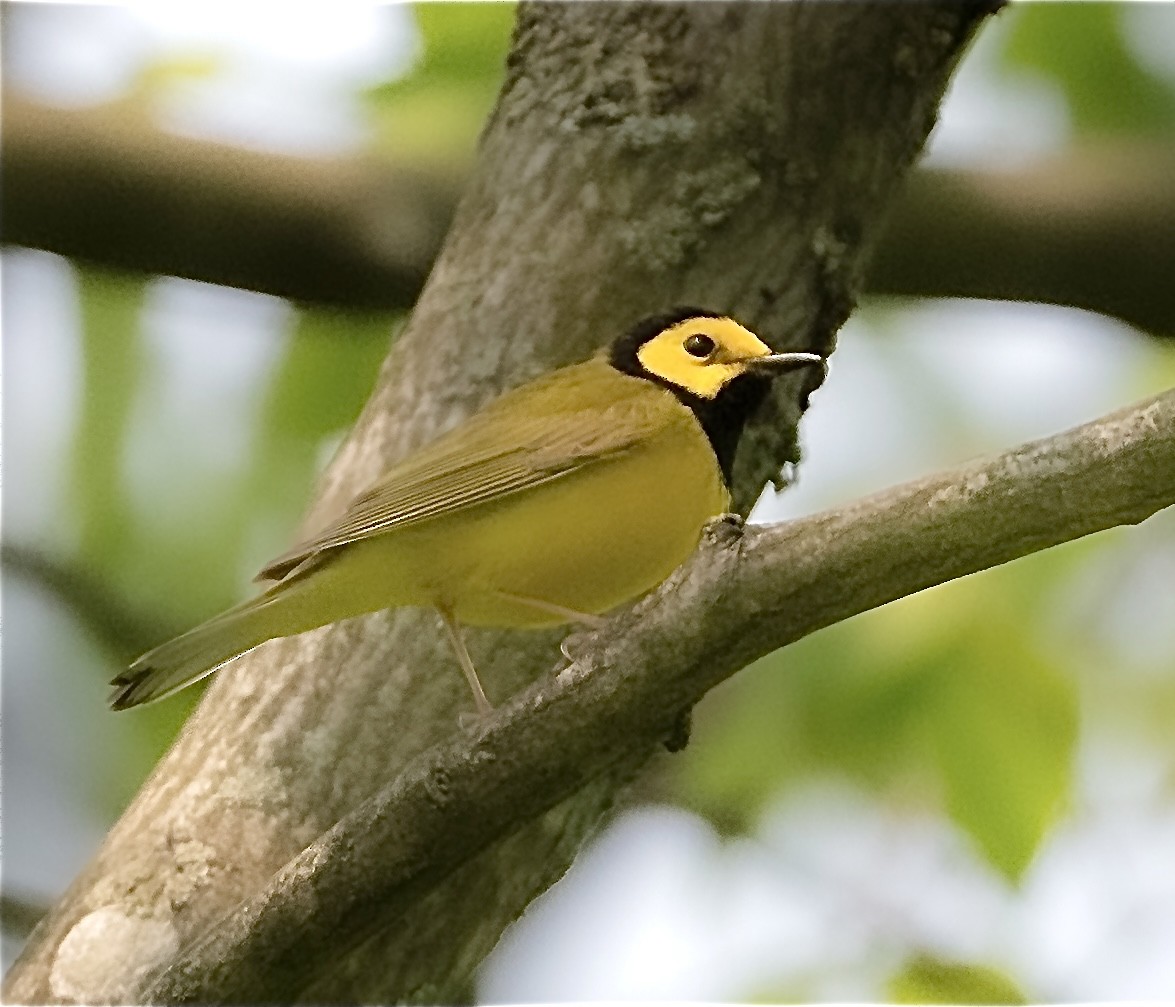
[110, 593, 289, 710]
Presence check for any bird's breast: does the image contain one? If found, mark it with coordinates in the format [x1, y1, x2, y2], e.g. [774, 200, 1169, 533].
[435, 414, 728, 626]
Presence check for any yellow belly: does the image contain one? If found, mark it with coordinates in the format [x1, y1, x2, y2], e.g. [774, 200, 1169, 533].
[296, 421, 728, 629]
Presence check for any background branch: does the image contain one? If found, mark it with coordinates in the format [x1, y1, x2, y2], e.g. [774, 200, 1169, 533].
[5, 95, 1174, 335]
[869, 150, 1175, 336]
[146, 386, 1175, 1004]
[0, 97, 454, 308]
[1, 895, 50, 944]
[0, 543, 182, 659]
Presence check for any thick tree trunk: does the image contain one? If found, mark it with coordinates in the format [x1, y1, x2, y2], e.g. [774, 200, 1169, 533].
[4, 3, 994, 1002]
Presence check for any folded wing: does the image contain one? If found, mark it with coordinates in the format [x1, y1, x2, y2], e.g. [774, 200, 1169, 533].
[256, 360, 671, 582]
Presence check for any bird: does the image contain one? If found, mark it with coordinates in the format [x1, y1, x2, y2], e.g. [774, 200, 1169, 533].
[109, 308, 823, 713]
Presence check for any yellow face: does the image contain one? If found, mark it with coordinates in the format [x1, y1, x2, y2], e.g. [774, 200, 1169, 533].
[636, 316, 778, 399]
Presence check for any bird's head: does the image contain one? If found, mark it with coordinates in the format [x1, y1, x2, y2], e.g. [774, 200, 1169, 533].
[609, 307, 823, 400]
[608, 308, 825, 484]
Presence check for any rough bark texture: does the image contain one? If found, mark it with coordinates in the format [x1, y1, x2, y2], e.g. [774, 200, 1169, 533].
[141, 387, 1175, 1005]
[4, 3, 993, 1003]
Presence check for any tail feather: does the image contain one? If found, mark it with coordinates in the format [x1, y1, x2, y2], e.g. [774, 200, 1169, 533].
[110, 599, 281, 710]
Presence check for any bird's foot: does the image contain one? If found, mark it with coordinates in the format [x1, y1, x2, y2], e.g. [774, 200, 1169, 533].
[703, 512, 746, 547]
[559, 628, 598, 666]
[457, 708, 491, 732]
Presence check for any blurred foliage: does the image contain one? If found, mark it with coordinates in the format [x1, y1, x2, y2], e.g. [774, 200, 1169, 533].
[676, 547, 1080, 881]
[245, 307, 399, 559]
[365, 3, 516, 169]
[58, 291, 397, 777]
[887, 953, 1027, 1005]
[746, 952, 1029, 1005]
[131, 53, 223, 105]
[72, 269, 147, 568]
[1002, 4, 1175, 137]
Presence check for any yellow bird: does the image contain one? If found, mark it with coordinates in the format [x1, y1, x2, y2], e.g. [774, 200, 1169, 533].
[110, 310, 822, 712]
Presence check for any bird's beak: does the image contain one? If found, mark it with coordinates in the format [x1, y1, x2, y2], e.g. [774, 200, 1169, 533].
[749, 351, 825, 374]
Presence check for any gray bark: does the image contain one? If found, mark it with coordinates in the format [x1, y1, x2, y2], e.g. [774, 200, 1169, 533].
[4, 2, 994, 1002]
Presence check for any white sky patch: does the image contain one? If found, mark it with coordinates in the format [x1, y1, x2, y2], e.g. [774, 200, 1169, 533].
[479, 806, 843, 1001]
[2, 5, 151, 106]
[0, 250, 83, 547]
[4, 1, 416, 154]
[923, 14, 1070, 169]
[1122, 4, 1175, 83]
[482, 780, 1175, 1002]
[136, 1, 415, 153]
[124, 278, 291, 530]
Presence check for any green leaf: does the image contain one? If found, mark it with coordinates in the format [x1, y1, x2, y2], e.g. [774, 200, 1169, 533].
[364, 4, 516, 166]
[132, 53, 224, 97]
[888, 952, 1028, 1005]
[259, 307, 394, 440]
[675, 618, 942, 835]
[411, 2, 517, 85]
[675, 555, 1079, 877]
[921, 620, 1078, 881]
[72, 267, 148, 565]
[246, 306, 395, 556]
[1001, 4, 1175, 137]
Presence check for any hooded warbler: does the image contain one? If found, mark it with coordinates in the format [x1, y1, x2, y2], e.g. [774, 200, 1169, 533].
[110, 309, 823, 712]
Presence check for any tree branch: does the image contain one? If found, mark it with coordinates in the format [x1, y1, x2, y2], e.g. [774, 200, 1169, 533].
[4, 4, 995, 1002]
[144, 386, 1175, 1003]
[5, 92, 1174, 335]
[1, 894, 50, 943]
[0, 96, 454, 308]
[0, 543, 182, 659]
[869, 150, 1175, 336]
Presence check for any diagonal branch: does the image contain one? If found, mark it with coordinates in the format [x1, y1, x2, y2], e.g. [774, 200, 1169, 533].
[145, 386, 1175, 1004]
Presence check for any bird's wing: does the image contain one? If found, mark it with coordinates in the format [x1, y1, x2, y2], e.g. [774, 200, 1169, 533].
[256, 360, 674, 582]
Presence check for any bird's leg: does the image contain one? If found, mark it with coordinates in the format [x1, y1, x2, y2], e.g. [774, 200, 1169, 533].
[492, 591, 607, 629]
[437, 607, 494, 717]
[494, 591, 606, 667]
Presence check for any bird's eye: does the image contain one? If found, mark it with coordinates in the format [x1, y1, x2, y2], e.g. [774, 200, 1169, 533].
[684, 333, 716, 359]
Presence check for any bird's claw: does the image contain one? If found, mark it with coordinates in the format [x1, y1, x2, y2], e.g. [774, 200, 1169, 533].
[560, 627, 597, 665]
[703, 512, 745, 546]
[457, 705, 493, 732]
